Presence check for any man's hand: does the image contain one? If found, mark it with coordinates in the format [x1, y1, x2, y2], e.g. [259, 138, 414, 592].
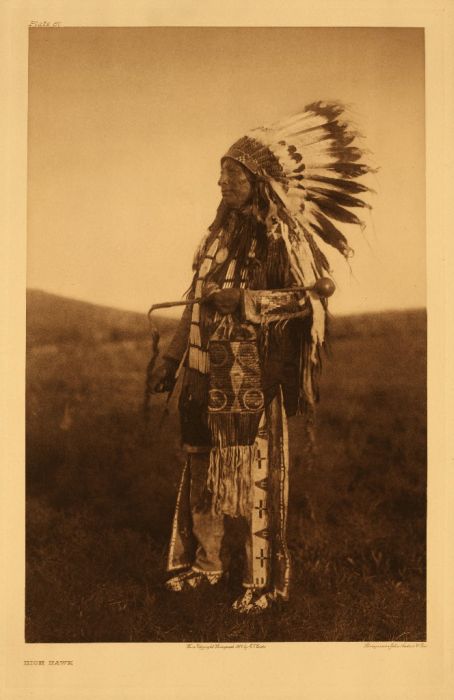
[205, 288, 241, 315]
[152, 358, 177, 393]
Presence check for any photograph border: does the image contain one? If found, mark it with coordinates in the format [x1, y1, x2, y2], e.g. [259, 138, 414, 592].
[2, 1, 453, 699]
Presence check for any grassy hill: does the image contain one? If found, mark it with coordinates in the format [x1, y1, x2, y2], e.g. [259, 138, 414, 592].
[26, 289, 177, 347]
[26, 290, 426, 642]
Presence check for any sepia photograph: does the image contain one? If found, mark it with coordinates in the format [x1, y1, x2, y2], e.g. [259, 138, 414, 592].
[25, 26, 426, 643]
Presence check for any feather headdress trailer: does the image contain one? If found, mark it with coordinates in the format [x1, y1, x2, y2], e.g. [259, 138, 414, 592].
[220, 101, 375, 393]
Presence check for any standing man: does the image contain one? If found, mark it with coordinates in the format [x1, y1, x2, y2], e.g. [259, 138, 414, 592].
[152, 102, 372, 613]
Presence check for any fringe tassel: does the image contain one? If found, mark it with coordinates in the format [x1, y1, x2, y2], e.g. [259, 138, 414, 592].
[188, 347, 209, 373]
[266, 236, 291, 288]
[189, 323, 201, 346]
[208, 413, 262, 448]
[207, 444, 257, 517]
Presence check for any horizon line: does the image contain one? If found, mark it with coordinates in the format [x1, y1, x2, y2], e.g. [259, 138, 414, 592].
[26, 287, 427, 320]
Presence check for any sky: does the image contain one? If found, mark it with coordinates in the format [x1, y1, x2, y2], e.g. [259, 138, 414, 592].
[27, 27, 425, 317]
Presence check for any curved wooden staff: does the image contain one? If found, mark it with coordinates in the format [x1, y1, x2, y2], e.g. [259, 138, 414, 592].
[146, 277, 335, 318]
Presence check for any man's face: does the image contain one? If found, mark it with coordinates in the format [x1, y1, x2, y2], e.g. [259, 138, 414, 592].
[218, 158, 253, 209]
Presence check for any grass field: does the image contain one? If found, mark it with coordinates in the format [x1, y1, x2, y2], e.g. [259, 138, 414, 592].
[26, 290, 426, 642]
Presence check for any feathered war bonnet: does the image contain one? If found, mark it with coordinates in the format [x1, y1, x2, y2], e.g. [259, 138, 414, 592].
[219, 101, 374, 407]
